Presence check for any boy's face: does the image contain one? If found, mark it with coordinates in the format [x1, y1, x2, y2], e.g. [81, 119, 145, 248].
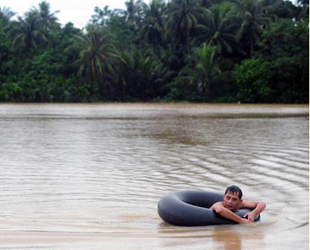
[223, 191, 242, 211]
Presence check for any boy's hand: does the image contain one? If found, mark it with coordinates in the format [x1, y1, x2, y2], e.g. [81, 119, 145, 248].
[243, 212, 255, 222]
[240, 218, 252, 224]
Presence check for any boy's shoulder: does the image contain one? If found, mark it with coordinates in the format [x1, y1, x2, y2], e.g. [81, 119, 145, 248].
[239, 200, 258, 209]
[210, 201, 224, 208]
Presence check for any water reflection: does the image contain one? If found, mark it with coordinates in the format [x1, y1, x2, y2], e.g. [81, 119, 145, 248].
[212, 227, 243, 250]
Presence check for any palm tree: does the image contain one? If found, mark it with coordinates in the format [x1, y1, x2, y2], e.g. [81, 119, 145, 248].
[196, 2, 243, 55]
[9, 13, 48, 52]
[138, 0, 166, 47]
[193, 43, 222, 95]
[67, 25, 117, 94]
[124, 0, 144, 27]
[113, 48, 173, 100]
[296, 0, 309, 20]
[234, 0, 271, 57]
[112, 50, 135, 99]
[168, 43, 224, 98]
[30, 1, 59, 30]
[165, 0, 204, 54]
[0, 6, 16, 25]
[90, 6, 114, 26]
[261, 0, 294, 19]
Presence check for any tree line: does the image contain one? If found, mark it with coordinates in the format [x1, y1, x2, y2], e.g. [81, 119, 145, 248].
[0, 0, 308, 103]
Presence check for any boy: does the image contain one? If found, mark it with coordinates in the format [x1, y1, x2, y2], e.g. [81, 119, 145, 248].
[210, 185, 266, 224]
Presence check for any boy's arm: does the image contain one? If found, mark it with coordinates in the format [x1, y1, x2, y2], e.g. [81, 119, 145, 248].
[210, 202, 251, 224]
[241, 201, 266, 222]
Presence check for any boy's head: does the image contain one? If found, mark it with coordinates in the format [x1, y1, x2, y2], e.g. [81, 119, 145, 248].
[223, 185, 243, 211]
[225, 185, 243, 199]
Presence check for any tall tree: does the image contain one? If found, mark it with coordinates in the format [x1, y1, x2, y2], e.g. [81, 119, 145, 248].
[192, 43, 223, 96]
[138, 0, 165, 47]
[30, 1, 60, 30]
[196, 2, 242, 55]
[0, 6, 16, 25]
[165, 0, 204, 54]
[67, 25, 117, 97]
[9, 13, 48, 52]
[90, 6, 115, 26]
[296, 0, 309, 20]
[234, 0, 271, 57]
[124, 0, 144, 27]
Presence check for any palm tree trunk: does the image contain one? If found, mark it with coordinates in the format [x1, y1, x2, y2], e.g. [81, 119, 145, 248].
[122, 79, 126, 100]
[186, 28, 190, 55]
[250, 35, 253, 58]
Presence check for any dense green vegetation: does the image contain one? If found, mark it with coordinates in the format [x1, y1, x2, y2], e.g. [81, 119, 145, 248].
[0, 0, 308, 103]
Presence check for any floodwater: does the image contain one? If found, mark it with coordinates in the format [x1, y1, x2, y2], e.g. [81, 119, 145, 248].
[0, 103, 308, 250]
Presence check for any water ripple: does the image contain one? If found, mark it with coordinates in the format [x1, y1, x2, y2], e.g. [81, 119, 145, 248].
[0, 104, 308, 249]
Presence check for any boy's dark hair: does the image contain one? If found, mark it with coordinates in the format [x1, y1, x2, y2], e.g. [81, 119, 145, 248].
[225, 185, 243, 199]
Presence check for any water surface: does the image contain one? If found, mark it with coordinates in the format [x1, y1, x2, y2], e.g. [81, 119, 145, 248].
[0, 104, 308, 249]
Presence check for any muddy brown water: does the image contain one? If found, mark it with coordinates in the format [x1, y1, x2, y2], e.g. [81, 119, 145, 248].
[0, 104, 308, 249]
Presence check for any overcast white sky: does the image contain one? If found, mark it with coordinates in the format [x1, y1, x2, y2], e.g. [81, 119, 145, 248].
[1, 0, 128, 28]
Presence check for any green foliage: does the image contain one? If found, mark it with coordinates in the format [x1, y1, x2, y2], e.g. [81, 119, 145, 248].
[196, 2, 242, 55]
[232, 58, 273, 103]
[0, 6, 16, 25]
[0, 82, 21, 101]
[261, 19, 309, 103]
[0, 0, 308, 103]
[163, 76, 201, 102]
[165, 0, 203, 54]
[138, 0, 165, 47]
[0, 21, 10, 78]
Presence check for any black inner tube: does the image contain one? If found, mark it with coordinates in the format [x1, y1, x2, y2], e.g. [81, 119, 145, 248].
[158, 190, 260, 226]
